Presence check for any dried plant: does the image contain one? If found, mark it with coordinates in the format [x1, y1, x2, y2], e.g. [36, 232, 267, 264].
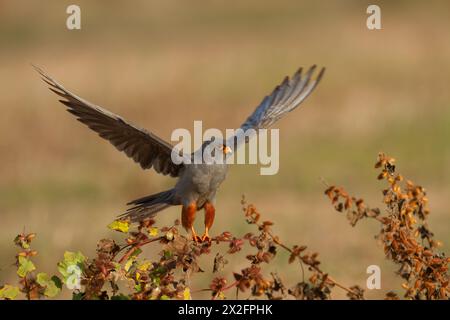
[0, 201, 361, 300]
[0, 153, 447, 300]
[325, 153, 449, 300]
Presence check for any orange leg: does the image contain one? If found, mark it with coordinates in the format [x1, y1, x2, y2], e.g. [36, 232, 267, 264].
[181, 202, 201, 243]
[202, 202, 215, 242]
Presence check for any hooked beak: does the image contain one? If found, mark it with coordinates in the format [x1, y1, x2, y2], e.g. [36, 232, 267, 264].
[222, 145, 232, 155]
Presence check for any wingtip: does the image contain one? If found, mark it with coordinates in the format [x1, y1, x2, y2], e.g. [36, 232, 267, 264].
[31, 63, 52, 83]
[31, 63, 44, 75]
[309, 64, 317, 72]
[31, 64, 60, 89]
[316, 67, 326, 82]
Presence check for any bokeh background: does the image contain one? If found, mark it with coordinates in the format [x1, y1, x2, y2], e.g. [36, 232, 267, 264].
[1, 1, 449, 299]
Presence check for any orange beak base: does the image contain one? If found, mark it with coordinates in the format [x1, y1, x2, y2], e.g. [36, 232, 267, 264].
[223, 146, 232, 154]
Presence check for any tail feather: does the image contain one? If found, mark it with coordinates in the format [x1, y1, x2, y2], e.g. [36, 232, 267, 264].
[120, 189, 176, 222]
[127, 189, 175, 206]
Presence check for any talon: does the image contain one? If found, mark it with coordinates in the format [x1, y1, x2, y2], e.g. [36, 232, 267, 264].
[191, 227, 202, 243]
[201, 234, 211, 243]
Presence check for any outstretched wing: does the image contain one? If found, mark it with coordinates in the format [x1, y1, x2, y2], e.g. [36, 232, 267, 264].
[34, 66, 184, 177]
[228, 65, 325, 149]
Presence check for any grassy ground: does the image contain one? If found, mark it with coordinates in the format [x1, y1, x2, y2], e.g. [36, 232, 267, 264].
[0, 1, 449, 299]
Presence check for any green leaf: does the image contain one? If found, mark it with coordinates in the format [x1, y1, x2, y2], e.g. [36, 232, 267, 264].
[36, 273, 61, 298]
[14, 235, 30, 249]
[124, 258, 135, 272]
[17, 256, 36, 278]
[111, 262, 122, 273]
[58, 251, 85, 279]
[57, 251, 85, 291]
[51, 276, 63, 289]
[44, 281, 60, 298]
[160, 295, 170, 300]
[130, 248, 142, 258]
[124, 248, 143, 273]
[152, 276, 161, 286]
[163, 250, 173, 259]
[137, 260, 152, 272]
[63, 251, 86, 265]
[107, 220, 129, 233]
[72, 292, 84, 300]
[0, 285, 20, 300]
[36, 272, 50, 286]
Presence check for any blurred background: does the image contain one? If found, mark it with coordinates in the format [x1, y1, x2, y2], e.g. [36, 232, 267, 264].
[0, 0, 449, 299]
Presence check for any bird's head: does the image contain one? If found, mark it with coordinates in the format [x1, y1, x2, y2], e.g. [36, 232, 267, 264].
[218, 143, 232, 155]
[199, 137, 232, 164]
[201, 138, 232, 155]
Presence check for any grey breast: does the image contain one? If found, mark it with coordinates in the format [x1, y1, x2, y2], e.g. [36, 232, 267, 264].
[175, 163, 228, 208]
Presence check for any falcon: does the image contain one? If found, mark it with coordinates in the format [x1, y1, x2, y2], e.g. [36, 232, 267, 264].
[35, 65, 324, 242]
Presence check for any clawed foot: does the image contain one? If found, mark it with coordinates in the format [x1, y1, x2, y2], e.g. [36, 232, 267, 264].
[192, 234, 202, 243]
[201, 234, 211, 243]
[190, 226, 211, 244]
[191, 226, 202, 243]
[191, 233, 211, 244]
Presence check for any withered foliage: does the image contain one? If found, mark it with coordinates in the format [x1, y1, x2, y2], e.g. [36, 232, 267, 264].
[325, 153, 449, 300]
[1, 153, 447, 300]
[1, 199, 362, 300]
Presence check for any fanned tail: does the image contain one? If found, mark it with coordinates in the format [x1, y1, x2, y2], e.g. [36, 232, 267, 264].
[119, 189, 176, 222]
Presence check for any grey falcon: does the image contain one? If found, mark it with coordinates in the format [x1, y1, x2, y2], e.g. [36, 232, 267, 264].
[34, 65, 325, 242]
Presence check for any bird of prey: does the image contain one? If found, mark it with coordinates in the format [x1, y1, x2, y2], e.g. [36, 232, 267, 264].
[35, 65, 324, 242]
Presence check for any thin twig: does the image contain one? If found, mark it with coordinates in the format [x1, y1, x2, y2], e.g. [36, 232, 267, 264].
[118, 237, 164, 264]
[213, 280, 239, 300]
[255, 219, 358, 296]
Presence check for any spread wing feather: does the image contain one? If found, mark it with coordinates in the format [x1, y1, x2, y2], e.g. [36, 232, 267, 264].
[228, 65, 325, 149]
[34, 66, 184, 177]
